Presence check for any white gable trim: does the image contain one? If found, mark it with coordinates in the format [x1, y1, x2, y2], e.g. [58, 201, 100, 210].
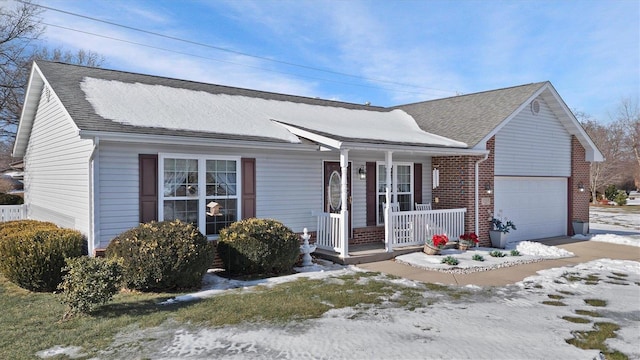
[473, 82, 603, 162]
[13, 62, 82, 158]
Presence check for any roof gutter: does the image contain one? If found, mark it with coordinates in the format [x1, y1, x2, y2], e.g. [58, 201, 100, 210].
[78, 130, 319, 152]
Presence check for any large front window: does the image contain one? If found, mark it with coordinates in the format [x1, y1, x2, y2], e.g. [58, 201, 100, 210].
[377, 163, 413, 224]
[160, 154, 240, 237]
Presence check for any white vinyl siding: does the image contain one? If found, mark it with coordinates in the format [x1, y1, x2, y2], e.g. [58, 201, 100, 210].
[97, 143, 325, 246]
[96, 142, 433, 247]
[495, 97, 571, 177]
[23, 86, 93, 235]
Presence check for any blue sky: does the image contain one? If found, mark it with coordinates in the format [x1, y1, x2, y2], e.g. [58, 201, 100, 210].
[23, 0, 640, 122]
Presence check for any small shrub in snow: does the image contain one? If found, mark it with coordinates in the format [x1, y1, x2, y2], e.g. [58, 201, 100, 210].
[472, 254, 485, 262]
[614, 190, 627, 206]
[0, 224, 85, 292]
[510, 250, 521, 256]
[106, 220, 214, 292]
[441, 256, 459, 265]
[489, 250, 506, 258]
[59, 256, 122, 319]
[218, 218, 300, 275]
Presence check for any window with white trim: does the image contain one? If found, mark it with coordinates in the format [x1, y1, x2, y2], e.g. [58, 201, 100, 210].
[376, 162, 413, 224]
[159, 154, 240, 237]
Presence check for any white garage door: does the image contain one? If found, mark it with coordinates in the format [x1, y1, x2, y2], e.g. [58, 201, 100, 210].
[494, 177, 567, 243]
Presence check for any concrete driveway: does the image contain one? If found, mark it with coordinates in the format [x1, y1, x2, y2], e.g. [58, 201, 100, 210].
[357, 237, 640, 286]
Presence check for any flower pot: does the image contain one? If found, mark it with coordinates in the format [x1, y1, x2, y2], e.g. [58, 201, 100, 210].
[489, 230, 507, 249]
[572, 221, 589, 235]
[458, 243, 469, 251]
[423, 244, 441, 255]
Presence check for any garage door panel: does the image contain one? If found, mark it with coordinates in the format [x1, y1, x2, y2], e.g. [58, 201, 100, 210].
[494, 177, 567, 243]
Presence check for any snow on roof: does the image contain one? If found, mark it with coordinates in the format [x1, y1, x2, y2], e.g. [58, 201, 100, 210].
[80, 77, 466, 148]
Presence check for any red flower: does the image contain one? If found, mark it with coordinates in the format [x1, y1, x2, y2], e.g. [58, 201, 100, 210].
[431, 234, 449, 248]
[460, 232, 479, 243]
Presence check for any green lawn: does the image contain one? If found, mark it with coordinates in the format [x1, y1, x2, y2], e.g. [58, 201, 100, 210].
[0, 272, 459, 359]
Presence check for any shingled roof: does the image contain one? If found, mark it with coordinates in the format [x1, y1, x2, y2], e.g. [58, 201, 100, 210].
[396, 82, 548, 148]
[33, 61, 393, 144]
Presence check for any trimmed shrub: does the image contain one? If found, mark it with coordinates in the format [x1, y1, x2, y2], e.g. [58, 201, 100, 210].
[0, 220, 58, 239]
[0, 227, 85, 292]
[105, 220, 215, 292]
[218, 218, 300, 275]
[59, 256, 123, 319]
[0, 193, 24, 205]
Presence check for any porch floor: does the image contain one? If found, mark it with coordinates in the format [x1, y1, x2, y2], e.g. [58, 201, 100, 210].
[314, 243, 424, 265]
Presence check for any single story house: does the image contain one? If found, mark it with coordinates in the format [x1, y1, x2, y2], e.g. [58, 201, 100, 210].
[13, 61, 602, 258]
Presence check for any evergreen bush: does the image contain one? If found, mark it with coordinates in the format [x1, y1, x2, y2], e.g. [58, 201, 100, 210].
[59, 256, 122, 319]
[105, 220, 215, 292]
[0, 226, 85, 292]
[614, 190, 627, 206]
[218, 218, 300, 275]
[0, 193, 24, 205]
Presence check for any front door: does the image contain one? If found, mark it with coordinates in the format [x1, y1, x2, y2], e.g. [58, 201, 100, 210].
[324, 161, 352, 235]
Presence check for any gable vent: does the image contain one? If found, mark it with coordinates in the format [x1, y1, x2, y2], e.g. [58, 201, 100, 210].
[530, 100, 540, 115]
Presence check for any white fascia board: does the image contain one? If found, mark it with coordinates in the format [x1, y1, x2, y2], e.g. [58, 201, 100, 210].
[344, 142, 488, 156]
[14, 63, 83, 158]
[271, 120, 343, 150]
[13, 64, 44, 158]
[78, 130, 320, 152]
[542, 87, 604, 162]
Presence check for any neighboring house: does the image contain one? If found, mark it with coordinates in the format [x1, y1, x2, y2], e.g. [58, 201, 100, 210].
[13, 61, 602, 258]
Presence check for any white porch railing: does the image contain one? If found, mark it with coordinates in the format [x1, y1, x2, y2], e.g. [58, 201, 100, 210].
[0, 205, 26, 222]
[387, 208, 467, 250]
[316, 212, 343, 254]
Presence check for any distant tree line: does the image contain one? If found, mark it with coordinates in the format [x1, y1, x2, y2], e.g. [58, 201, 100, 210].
[0, 0, 104, 170]
[578, 98, 640, 203]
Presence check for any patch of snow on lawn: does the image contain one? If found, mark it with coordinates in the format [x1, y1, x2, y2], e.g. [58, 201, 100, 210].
[93, 258, 639, 360]
[587, 233, 640, 247]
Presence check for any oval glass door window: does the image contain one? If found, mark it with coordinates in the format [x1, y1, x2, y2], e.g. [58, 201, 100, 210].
[328, 170, 342, 211]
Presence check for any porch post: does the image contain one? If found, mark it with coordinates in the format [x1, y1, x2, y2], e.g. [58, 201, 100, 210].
[339, 149, 349, 258]
[384, 151, 393, 252]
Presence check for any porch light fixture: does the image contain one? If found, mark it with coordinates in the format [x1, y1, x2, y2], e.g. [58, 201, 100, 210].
[358, 166, 366, 180]
[484, 183, 493, 194]
[578, 183, 585, 192]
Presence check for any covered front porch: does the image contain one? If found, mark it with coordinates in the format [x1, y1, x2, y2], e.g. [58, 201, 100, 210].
[276, 119, 488, 262]
[314, 206, 467, 262]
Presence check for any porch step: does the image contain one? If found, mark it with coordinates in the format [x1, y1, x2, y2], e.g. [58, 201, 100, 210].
[314, 244, 423, 265]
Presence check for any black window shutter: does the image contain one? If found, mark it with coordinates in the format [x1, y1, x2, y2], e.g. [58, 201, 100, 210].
[366, 162, 376, 226]
[241, 158, 256, 219]
[414, 163, 422, 206]
[139, 154, 158, 223]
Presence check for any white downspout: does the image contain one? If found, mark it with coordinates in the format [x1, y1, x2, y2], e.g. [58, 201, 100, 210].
[88, 137, 100, 256]
[474, 153, 489, 235]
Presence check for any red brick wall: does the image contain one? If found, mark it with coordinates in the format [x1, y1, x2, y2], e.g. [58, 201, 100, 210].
[432, 137, 495, 247]
[351, 226, 385, 245]
[571, 136, 591, 227]
[477, 138, 495, 246]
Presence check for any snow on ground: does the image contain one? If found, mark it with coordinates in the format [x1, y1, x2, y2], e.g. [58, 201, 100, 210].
[38, 208, 640, 359]
[589, 206, 640, 233]
[64, 256, 640, 360]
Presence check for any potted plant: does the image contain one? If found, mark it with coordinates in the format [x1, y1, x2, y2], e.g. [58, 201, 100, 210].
[488, 211, 516, 249]
[424, 234, 448, 255]
[572, 219, 589, 235]
[458, 232, 479, 250]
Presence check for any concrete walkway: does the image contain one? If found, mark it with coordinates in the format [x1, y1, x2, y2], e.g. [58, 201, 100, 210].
[357, 237, 640, 286]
